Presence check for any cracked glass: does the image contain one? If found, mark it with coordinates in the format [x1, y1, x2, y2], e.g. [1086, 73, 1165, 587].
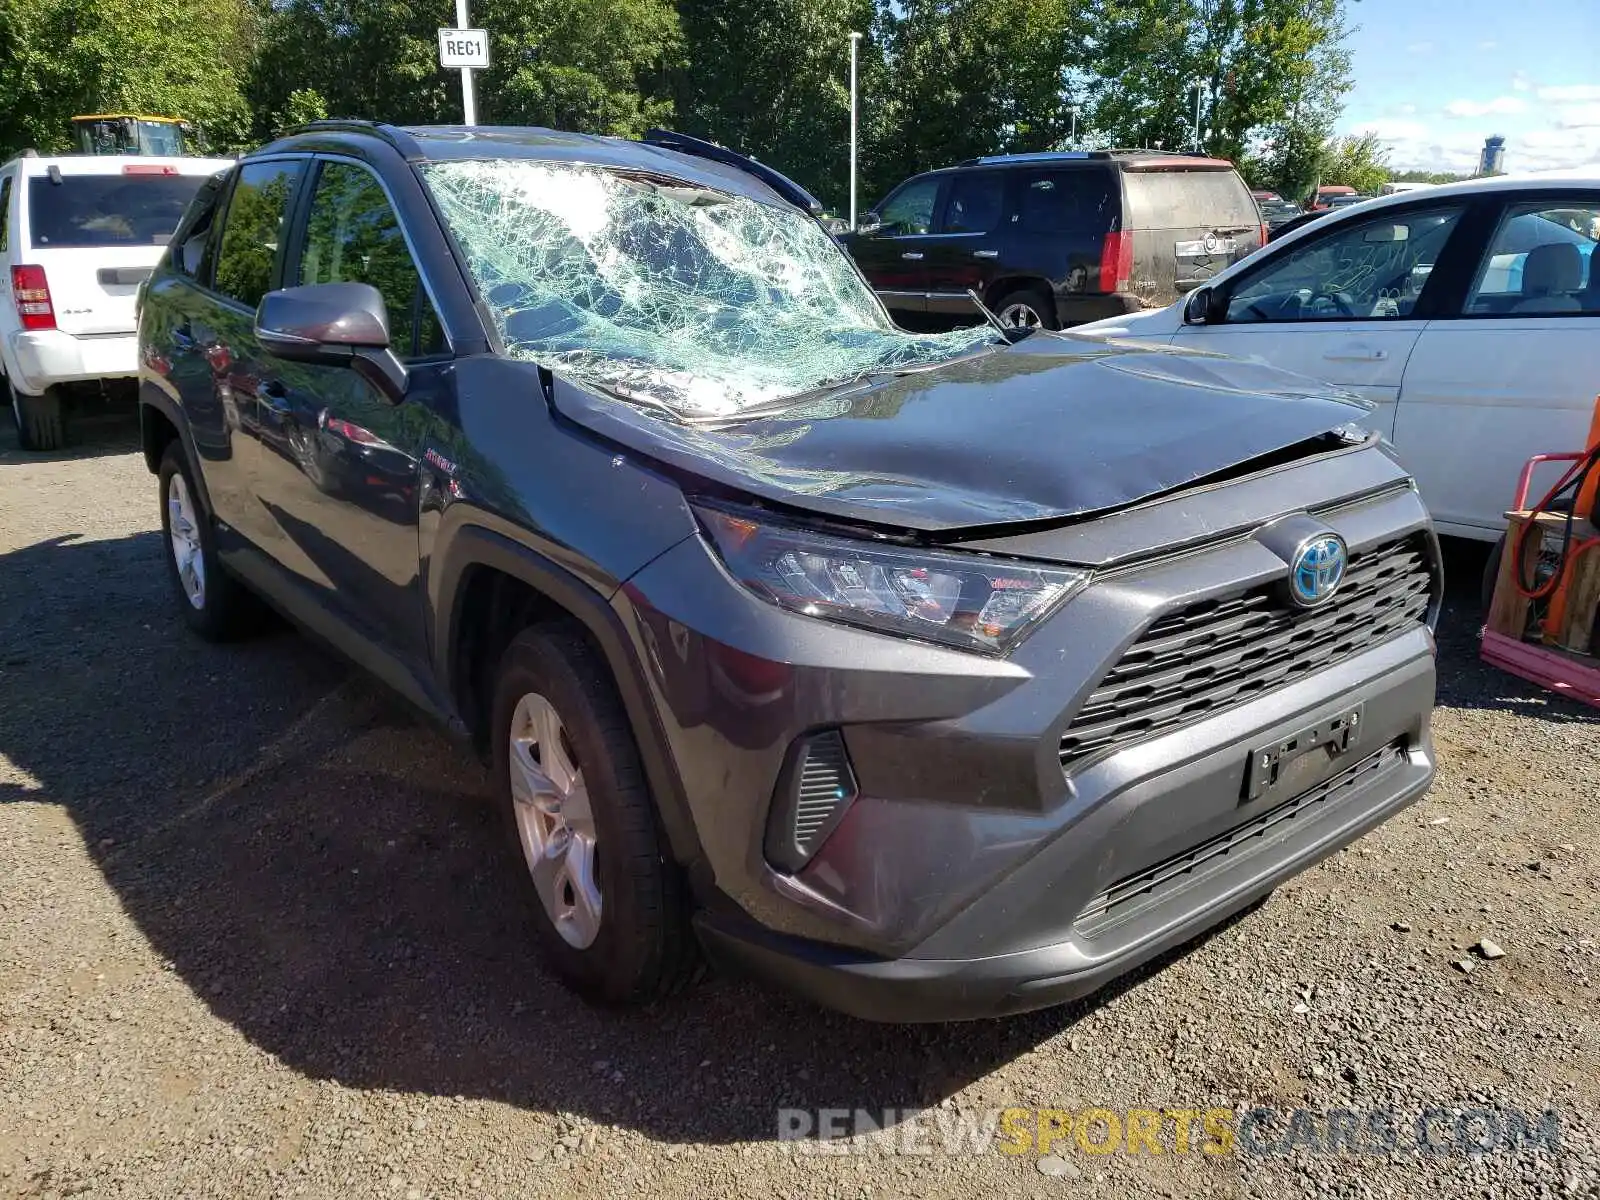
[420, 159, 998, 418]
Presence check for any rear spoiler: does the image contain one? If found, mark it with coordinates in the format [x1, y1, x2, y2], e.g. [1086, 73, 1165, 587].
[640, 129, 824, 216]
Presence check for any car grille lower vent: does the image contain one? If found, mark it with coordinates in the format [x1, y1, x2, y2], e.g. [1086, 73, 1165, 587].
[765, 730, 859, 873]
[1059, 537, 1433, 772]
[1074, 739, 1406, 936]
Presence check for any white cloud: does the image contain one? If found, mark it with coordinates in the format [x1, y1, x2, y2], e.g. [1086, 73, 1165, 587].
[1479, 40, 1499, 51]
[1444, 96, 1528, 118]
[1406, 41, 1435, 54]
[1512, 73, 1533, 93]
[1538, 84, 1600, 103]
[1554, 104, 1600, 130]
[1350, 118, 1432, 143]
[1395, 103, 1417, 116]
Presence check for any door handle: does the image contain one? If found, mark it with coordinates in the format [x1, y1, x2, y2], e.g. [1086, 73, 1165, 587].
[972, 250, 999, 259]
[1323, 347, 1387, 362]
[901, 251, 924, 260]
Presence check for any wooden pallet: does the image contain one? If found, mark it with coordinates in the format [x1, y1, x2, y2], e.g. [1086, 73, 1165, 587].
[1481, 508, 1600, 709]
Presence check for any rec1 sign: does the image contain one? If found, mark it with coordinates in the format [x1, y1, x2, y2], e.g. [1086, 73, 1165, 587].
[438, 28, 489, 69]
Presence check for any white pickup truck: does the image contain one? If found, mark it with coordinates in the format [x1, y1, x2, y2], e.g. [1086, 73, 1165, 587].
[1, 153, 230, 450]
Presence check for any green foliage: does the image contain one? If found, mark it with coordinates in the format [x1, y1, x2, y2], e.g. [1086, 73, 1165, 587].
[247, 0, 680, 140]
[0, 0, 257, 157]
[1321, 130, 1390, 194]
[674, 0, 876, 213]
[1, 0, 1360, 226]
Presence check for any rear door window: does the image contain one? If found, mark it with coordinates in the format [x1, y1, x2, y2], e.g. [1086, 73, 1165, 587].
[213, 161, 305, 309]
[1124, 169, 1257, 229]
[1013, 168, 1117, 235]
[0, 176, 11, 251]
[938, 171, 1004, 234]
[25, 173, 209, 249]
[1465, 201, 1600, 315]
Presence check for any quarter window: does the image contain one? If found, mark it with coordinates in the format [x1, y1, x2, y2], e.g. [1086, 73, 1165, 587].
[0, 176, 11, 252]
[1465, 202, 1600, 316]
[214, 161, 305, 309]
[1224, 206, 1464, 323]
[297, 161, 444, 357]
[875, 177, 939, 236]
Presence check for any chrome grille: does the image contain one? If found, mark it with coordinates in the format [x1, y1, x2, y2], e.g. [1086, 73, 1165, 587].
[1075, 740, 1406, 935]
[1058, 537, 1432, 771]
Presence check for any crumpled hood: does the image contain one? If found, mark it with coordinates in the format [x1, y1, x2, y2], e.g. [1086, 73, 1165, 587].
[549, 333, 1371, 532]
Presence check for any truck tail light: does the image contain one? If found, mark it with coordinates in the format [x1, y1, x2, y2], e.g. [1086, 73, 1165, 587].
[11, 265, 56, 331]
[1259, 222, 1268, 247]
[1098, 231, 1134, 294]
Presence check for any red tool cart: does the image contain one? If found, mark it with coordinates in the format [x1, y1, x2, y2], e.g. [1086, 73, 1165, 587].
[1481, 397, 1600, 707]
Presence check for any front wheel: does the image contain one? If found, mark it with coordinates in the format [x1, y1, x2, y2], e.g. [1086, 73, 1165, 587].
[491, 622, 697, 1006]
[158, 441, 260, 640]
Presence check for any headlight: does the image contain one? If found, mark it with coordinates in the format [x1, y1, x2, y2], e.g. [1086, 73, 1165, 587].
[694, 504, 1088, 655]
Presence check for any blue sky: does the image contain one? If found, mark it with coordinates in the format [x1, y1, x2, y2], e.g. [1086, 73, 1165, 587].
[1339, 0, 1600, 173]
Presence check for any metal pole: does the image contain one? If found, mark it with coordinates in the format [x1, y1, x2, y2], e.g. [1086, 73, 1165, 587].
[1192, 80, 1203, 151]
[457, 0, 477, 126]
[849, 32, 861, 230]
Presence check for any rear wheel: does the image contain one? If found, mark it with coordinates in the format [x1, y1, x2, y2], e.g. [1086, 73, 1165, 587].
[991, 284, 1059, 332]
[9, 381, 64, 452]
[491, 622, 697, 1005]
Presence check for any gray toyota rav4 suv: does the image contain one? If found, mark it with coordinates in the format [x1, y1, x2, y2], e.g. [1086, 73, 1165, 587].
[136, 122, 1439, 1021]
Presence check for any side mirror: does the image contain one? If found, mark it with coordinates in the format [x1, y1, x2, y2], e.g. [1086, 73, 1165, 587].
[254, 282, 408, 403]
[855, 212, 883, 235]
[1183, 286, 1218, 326]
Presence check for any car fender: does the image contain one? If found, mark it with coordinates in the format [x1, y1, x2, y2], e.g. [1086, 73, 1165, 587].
[429, 520, 705, 872]
[138, 381, 219, 518]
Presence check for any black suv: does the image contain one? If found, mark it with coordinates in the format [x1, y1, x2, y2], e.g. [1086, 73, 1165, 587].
[842, 150, 1263, 330]
[137, 122, 1438, 1021]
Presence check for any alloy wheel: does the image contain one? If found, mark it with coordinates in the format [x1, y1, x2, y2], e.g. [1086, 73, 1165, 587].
[508, 692, 603, 949]
[167, 473, 206, 610]
[999, 302, 1043, 330]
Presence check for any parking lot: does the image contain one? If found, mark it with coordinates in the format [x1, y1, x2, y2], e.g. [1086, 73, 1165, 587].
[1, 420, 1597, 1200]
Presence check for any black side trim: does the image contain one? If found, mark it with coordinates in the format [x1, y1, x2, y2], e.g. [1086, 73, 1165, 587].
[640, 129, 824, 215]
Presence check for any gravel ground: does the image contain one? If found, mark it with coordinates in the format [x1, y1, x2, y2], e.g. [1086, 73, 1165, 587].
[1, 418, 1597, 1200]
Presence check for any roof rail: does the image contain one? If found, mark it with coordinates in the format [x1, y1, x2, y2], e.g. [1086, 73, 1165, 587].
[641, 129, 823, 215]
[283, 120, 422, 158]
[956, 150, 1094, 166]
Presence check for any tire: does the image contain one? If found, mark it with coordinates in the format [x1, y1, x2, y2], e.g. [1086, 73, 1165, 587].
[991, 284, 1059, 332]
[9, 381, 65, 452]
[491, 621, 697, 1006]
[1481, 534, 1504, 615]
[157, 441, 260, 640]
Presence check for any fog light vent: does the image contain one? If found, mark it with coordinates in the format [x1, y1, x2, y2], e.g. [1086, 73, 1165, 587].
[765, 729, 859, 873]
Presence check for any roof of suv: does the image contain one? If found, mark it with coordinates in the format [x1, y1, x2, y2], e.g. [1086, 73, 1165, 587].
[2, 154, 232, 176]
[952, 150, 1238, 171]
[250, 121, 823, 214]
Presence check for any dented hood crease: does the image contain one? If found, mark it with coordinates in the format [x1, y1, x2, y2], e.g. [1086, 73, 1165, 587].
[548, 335, 1371, 533]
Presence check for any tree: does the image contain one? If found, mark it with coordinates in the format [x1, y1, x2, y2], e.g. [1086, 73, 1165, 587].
[248, 0, 680, 141]
[674, 0, 876, 213]
[1083, 0, 1351, 165]
[0, 0, 258, 157]
[868, 0, 1086, 204]
[1321, 130, 1390, 193]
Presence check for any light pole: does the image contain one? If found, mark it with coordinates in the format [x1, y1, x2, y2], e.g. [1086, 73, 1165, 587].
[1068, 105, 1080, 148]
[457, 0, 477, 126]
[849, 31, 862, 230]
[1192, 78, 1205, 152]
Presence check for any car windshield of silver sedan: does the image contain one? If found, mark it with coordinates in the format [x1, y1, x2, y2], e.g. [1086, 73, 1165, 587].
[420, 159, 998, 419]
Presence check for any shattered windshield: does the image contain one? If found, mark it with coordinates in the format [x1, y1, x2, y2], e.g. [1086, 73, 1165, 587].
[419, 159, 998, 418]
